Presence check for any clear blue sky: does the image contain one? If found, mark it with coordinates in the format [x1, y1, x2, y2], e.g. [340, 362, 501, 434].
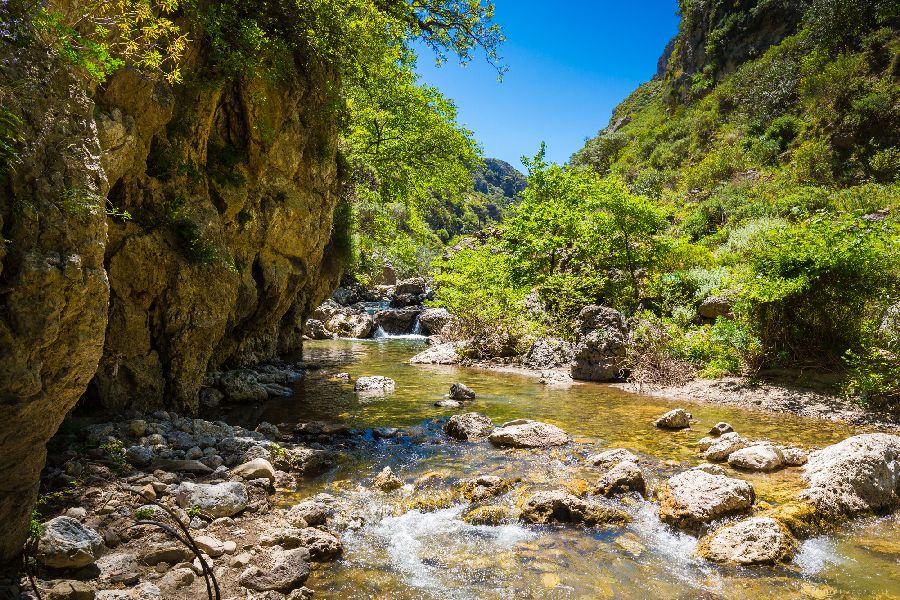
[415, 1, 680, 168]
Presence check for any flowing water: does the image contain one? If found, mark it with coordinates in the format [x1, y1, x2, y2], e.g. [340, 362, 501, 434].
[226, 338, 900, 599]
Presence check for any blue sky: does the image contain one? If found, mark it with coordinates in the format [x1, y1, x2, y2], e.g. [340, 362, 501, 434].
[415, 1, 681, 168]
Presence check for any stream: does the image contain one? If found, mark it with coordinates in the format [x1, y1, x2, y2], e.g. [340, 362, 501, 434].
[226, 338, 900, 599]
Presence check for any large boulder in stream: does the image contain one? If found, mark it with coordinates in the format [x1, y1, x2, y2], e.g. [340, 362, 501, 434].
[570, 306, 629, 382]
[409, 342, 465, 365]
[728, 443, 784, 472]
[699, 517, 796, 565]
[800, 433, 900, 517]
[444, 412, 495, 441]
[520, 491, 631, 527]
[373, 308, 421, 335]
[489, 419, 570, 448]
[354, 376, 396, 395]
[658, 470, 755, 530]
[325, 312, 374, 338]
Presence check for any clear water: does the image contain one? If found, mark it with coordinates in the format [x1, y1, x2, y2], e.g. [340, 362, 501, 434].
[226, 339, 900, 599]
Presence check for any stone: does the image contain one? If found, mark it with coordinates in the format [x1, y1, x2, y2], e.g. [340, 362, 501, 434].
[232, 458, 276, 482]
[659, 470, 755, 530]
[800, 433, 900, 517]
[37, 517, 104, 569]
[150, 458, 212, 474]
[697, 436, 717, 451]
[45, 580, 95, 600]
[654, 408, 692, 429]
[444, 412, 495, 441]
[287, 587, 315, 600]
[159, 567, 195, 591]
[222, 540, 237, 554]
[354, 376, 396, 395]
[140, 546, 194, 566]
[417, 308, 452, 336]
[394, 277, 428, 297]
[194, 535, 225, 558]
[521, 337, 575, 370]
[326, 312, 374, 338]
[462, 505, 515, 526]
[174, 481, 248, 518]
[708, 422, 734, 436]
[489, 419, 570, 448]
[700, 517, 796, 564]
[199, 388, 224, 409]
[728, 444, 784, 472]
[587, 448, 638, 467]
[287, 494, 340, 527]
[519, 491, 630, 527]
[373, 466, 404, 492]
[692, 463, 726, 475]
[409, 342, 465, 365]
[698, 296, 731, 319]
[373, 309, 421, 335]
[435, 399, 462, 408]
[303, 319, 334, 340]
[780, 446, 808, 466]
[570, 306, 628, 382]
[239, 548, 311, 592]
[125, 446, 153, 466]
[220, 370, 269, 403]
[260, 528, 342, 560]
[595, 461, 646, 497]
[539, 371, 573, 386]
[94, 582, 162, 599]
[458, 475, 515, 502]
[703, 432, 749, 462]
[448, 383, 476, 400]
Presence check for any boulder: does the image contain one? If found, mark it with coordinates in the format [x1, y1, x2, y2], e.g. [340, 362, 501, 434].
[698, 296, 731, 319]
[435, 399, 462, 408]
[654, 408, 692, 429]
[728, 444, 784, 472]
[125, 445, 153, 466]
[659, 470, 755, 530]
[595, 461, 646, 497]
[232, 458, 276, 482]
[220, 370, 268, 403]
[448, 383, 476, 400]
[45, 580, 95, 600]
[239, 548, 311, 592]
[354, 376, 395, 395]
[519, 491, 630, 527]
[373, 309, 421, 335]
[417, 308, 452, 336]
[394, 277, 428, 297]
[521, 337, 574, 370]
[458, 475, 515, 502]
[373, 466, 404, 492]
[703, 432, 749, 462]
[286, 494, 344, 528]
[462, 505, 515, 526]
[95, 583, 162, 599]
[332, 286, 359, 306]
[37, 517, 104, 569]
[409, 342, 464, 365]
[780, 446, 808, 466]
[151, 458, 213, 474]
[570, 306, 629, 382]
[489, 419, 570, 448]
[303, 319, 333, 340]
[700, 517, 796, 565]
[310, 299, 344, 322]
[193, 535, 225, 558]
[800, 433, 900, 517]
[444, 413, 494, 441]
[259, 528, 342, 560]
[325, 312, 374, 338]
[708, 422, 734, 436]
[174, 481, 248, 518]
[587, 448, 638, 467]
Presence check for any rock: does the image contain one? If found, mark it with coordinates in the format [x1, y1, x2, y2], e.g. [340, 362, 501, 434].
[728, 444, 784, 472]
[373, 466, 404, 492]
[45, 580, 95, 600]
[220, 370, 269, 403]
[332, 286, 359, 306]
[692, 463, 726, 475]
[708, 422, 734, 436]
[150, 458, 213, 474]
[394, 277, 428, 297]
[699, 517, 795, 564]
[780, 446, 808, 466]
[448, 383, 475, 400]
[435, 399, 462, 408]
[311, 299, 344, 322]
[697, 436, 717, 451]
[232, 458, 276, 482]
[409, 341, 464, 364]
[698, 296, 731, 319]
[444, 412, 494, 441]
[37, 517, 104, 569]
[462, 505, 515, 525]
[587, 448, 638, 467]
[239, 548, 311, 592]
[520, 491, 630, 527]
[255, 422, 280, 438]
[354, 376, 395, 395]
[193, 535, 225, 558]
[417, 308, 452, 335]
[199, 387, 224, 408]
[95, 582, 162, 599]
[658, 470, 755, 530]
[287, 494, 339, 527]
[458, 475, 515, 501]
[489, 419, 570, 448]
[654, 408, 692, 429]
[521, 337, 575, 370]
[287, 587, 315, 600]
[261, 528, 342, 560]
[159, 567, 194, 591]
[373, 309, 421, 335]
[595, 461, 646, 497]
[539, 371, 573, 385]
[125, 446, 153, 466]
[800, 433, 900, 517]
[703, 432, 749, 462]
[140, 546, 194, 566]
[174, 481, 248, 518]
[326, 312, 374, 338]
[570, 306, 628, 382]
[303, 319, 333, 340]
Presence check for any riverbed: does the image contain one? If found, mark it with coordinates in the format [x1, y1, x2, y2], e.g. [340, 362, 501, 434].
[225, 338, 900, 599]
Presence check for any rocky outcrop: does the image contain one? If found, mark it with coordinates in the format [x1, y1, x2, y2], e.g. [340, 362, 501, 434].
[570, 306, 628, 382]
[800, 433, 900, 518]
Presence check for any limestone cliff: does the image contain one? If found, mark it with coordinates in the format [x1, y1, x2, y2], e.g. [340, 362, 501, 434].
[0, 13, 343, 561]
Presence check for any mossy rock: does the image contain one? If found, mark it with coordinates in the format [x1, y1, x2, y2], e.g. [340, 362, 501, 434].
[462, 505, 517, 526]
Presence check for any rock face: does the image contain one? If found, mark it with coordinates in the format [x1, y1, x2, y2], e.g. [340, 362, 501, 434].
[174, 481, 249, 518]
[520, 491, 630, 527]
[654, 408, 691, 429]
[700, 517, 795, 565]
[489, 420, 570, 448]
[800, 433, 900, 517]
[659, 470, 755, 530]
[37, 517, 104, 569]
[444, 413, 494, 441]
[570, 306, 628, 381]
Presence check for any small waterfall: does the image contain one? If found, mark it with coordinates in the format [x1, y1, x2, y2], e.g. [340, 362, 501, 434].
[373, 324, 388, 338]
[411, 315, 422, 336]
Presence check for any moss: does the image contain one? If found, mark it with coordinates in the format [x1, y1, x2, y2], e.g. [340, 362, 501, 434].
[402, 490, 458, 513]
[757, 500, 825, 538]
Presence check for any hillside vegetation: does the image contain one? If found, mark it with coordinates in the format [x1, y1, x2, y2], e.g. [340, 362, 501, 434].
[430, 0, 900, 406]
